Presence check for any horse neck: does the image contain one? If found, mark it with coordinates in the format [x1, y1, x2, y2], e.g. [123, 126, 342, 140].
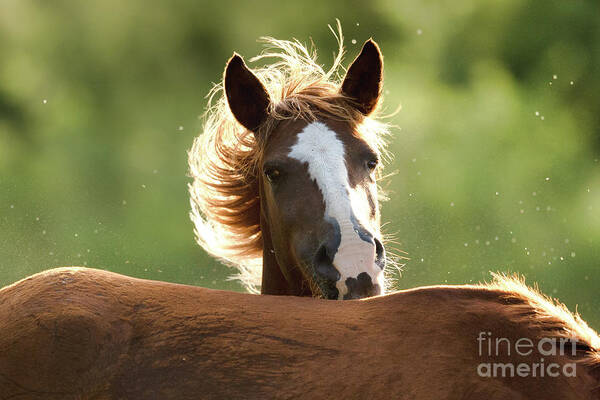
[258, 179, 312, 296]
[258, 178, 295, 295]
[260, 216, 291, 295]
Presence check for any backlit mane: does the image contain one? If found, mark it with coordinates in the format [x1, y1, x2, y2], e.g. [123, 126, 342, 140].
[483, 273, 600, 368]
[188, 24, 390, 292]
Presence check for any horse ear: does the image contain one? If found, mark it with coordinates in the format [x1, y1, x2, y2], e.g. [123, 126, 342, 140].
[224, 54, 271, 132]
[340, 39, 383, 115]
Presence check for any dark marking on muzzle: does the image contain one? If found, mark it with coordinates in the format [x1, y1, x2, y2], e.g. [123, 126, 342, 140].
[313, 216, 342, 299]
[350, 213, 374, 245]
[350, 213, 386, 270]
[374, 237, 385, 270]
[343, 272, 381, 300]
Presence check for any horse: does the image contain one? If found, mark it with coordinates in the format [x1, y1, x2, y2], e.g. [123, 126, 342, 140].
[188, 27, 392, 299]
[0, 267, 598, 399]
[2, 29, 598, 399]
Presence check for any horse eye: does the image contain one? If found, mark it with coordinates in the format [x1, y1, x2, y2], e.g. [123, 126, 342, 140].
[366, 158, 378, 171]
[264, 167, 281, 183]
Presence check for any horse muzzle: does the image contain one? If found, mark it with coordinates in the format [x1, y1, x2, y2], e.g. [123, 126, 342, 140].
[312, 237, 385, 300]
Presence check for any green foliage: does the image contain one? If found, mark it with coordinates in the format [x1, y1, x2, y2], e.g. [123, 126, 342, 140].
[1, 0, 598, 326]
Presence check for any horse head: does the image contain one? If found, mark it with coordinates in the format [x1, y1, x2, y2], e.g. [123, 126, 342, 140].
[223, 41, 386, 299]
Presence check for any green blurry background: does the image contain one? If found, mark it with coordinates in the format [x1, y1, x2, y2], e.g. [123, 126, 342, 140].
[1, 1, 598, 327]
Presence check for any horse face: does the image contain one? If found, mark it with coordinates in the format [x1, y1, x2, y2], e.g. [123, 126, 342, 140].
[261, 118, 385, 299]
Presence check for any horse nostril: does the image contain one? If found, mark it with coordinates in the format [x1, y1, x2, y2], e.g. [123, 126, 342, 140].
[344, 272, 381, 299]
[315, 245, 340, 282]
[374, 237, 385, 270]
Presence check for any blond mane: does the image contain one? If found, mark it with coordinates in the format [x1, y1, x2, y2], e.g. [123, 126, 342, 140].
[483, 273, 600, 366]
[188, 23, 390, 292]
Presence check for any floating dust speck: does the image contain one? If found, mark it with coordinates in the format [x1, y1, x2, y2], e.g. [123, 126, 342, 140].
[553, 74, 558, 80]
[351, 39, 357, 44]
[417, 29, 422, 35]
[42, 99, 47, 104]
[535, 111, 540, 116]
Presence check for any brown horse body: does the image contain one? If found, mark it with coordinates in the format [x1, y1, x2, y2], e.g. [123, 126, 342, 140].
[1, 267, 598, 399]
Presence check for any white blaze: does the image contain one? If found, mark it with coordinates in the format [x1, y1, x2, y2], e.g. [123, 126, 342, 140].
[288, 122, 384, 299]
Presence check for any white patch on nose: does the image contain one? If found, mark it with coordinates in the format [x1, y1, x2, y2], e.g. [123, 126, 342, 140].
[288, 122, 384, 299]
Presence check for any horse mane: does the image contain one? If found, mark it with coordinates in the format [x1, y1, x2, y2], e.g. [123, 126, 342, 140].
[188, 23, 390, 292]
[483, 273, 600, 379]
